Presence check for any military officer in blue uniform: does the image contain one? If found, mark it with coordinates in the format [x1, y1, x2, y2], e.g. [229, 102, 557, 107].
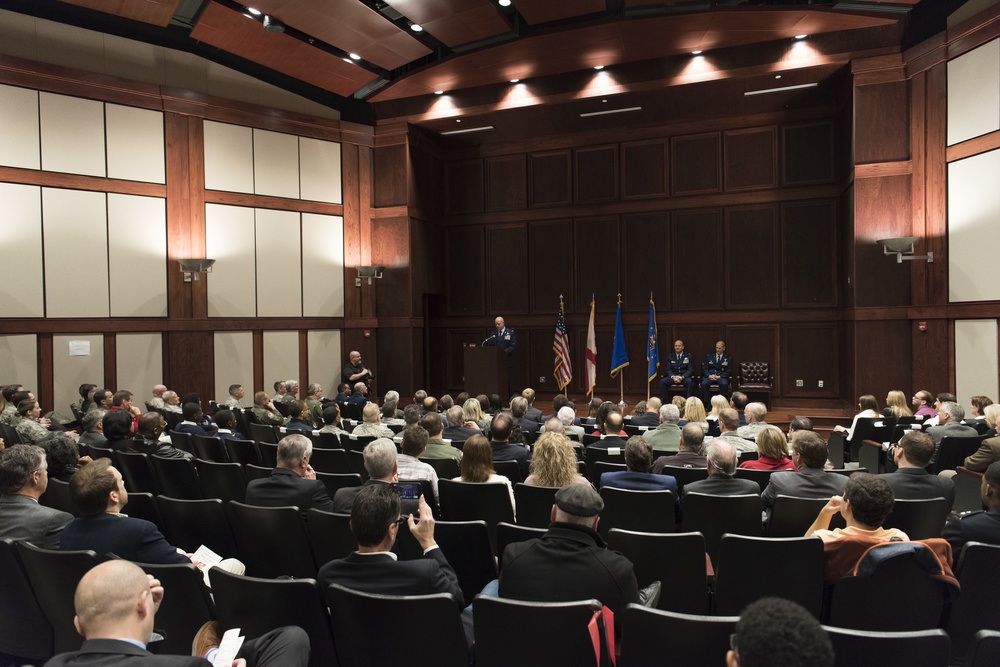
[487, 316, 517, 400]
[660, 339, 693, 400]
[941, 460, 1000, 554]
[700, 340, 733, 402]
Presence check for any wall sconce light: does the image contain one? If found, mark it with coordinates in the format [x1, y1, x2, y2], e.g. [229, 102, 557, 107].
[876, 237, 933, 264]
[355, 265, 384, 287]
[178, 258, 216, 282]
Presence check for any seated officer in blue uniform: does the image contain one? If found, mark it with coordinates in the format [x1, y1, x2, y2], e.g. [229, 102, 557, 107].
[660, 339, 693, 399]
[700, 340, 733, 402]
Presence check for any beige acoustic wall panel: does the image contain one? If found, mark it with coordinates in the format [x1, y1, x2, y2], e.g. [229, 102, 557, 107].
[214, 331, 253, 404]
[255, 208, 302, 317]
[301, 213, 344, 317]
[106, 104, 165, 183]
[307, 330, 342, 393]
[955, 320, 999, 405]
[206, 203, 256, 317]
[949, 149, 1000, 302]
[0, 183, 44, 318]
[948, 39, 1000, 146]
[39, 92, 106, 177]
[299, 137, 342, 203]
[204, 121, 253, 193]
[0, 335, 38, 398]
[253, 129, 300, 199]
[263, 331, 300, 396]
[42, 188, 109, 318]
[52, 334, 103, 419]
[0, 84, 40, 169]
[116, 333, 163, 400]
[108, 194, 167, 317]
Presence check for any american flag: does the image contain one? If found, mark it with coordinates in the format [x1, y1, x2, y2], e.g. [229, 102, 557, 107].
[553, 297, 572, 390]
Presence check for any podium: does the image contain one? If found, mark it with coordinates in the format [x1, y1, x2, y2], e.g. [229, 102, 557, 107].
[463, 345, 509, 398]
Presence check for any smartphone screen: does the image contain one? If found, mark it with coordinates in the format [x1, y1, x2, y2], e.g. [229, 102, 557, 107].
[393, 482, 422, 500]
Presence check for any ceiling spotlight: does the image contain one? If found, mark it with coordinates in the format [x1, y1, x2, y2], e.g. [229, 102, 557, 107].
[263, 15, 285, 32]
[410, 23, 423, 32]
[343, 58, 353, 64]
[691, 50, 703, 55]
[593, 65, 604, 70]
[510, 78, 520, 83]
[795, 34, 808, 40]
[775, 75, 781, 79]
[499, 0, 512, 5]
[456, 119, 461, 123]
[349, 53, 361, 60]
[435, 90, 444, 95]
[246, 6, 261, 15]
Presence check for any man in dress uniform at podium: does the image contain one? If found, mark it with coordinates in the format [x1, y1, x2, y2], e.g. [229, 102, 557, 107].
[486, 316, 517, 401]
[660, 339, 693, 400]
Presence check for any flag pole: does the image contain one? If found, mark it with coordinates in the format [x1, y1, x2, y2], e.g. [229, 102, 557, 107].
[647, 291, 652, 402]
[617, 293, 626, 410]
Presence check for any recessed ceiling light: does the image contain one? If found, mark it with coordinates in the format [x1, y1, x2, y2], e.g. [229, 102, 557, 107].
[349, 53, 360, 60]
[343, 58, 352, 64]
[795, 34, 808, 40]
[499, 0, 512, 5]
[456, 119, 461, 123]
[411, 23, 423, 32]
[510, 78, 520, 83]
[775, 75, 782, 79]
[602, 99, 607, 103]
[435, 90, 444, 95]
[691, 50, 703, 55]
[593, 65, 604, 70]
[247, 7, 261, 15]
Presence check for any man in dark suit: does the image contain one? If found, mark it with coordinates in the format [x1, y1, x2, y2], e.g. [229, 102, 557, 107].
[521, 388, 544, 423]
[318, 483, 464, 606]
[600, 436, 678, 496]
[942, 460, 1000, 554]
[882, 431, 954, 506]
[700, 340, 733, 403]
[629, 397, 661, 428]
[488, 412, 530, 477]
[510, 397, 540, 444]
[0, 444, 73, 549]
[44, 559, 309, 667]
[660, 339, 693, 400]
[245, 434, 334, 518]
[331, 438, 398, 514]
[487, 316, 516, 399]
[442, 406, 482, 442]
[761, 431, 848, 520]
[173, 403, 214, 437]
[589, 411, 628, 449]
[682, 439, 761, 497]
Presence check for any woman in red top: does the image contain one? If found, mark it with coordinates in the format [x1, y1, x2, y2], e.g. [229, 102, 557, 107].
[740, 428, 798, 471]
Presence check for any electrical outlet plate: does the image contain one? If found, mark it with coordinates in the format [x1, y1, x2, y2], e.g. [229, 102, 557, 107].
[540, 377, 545, 383]
[796, 380, 803, 387]
[818, 380, 824, 388]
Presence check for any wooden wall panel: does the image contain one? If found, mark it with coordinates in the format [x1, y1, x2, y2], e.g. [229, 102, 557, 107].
[529, 220, 574, 313]
[853, 320, 912, 404]
[165, 331, 214, 403]
[444, 159, 484, 214]
[672, 208, 723, 310]
[726, 205, 778, 308]
[574, 217, 620, 314]
[671, 133, 720, 195]
[373, 216, 411, 317]
[377, 327, 423, 398]
[672, 325, 724, 381]
[853, 175, 912, 308]
[486, 155, 526, 211]
[373, 144, 407, 207]
[724, 127, 777, 191]
[408, 140, 441, 216]
[575, 145, 618, 203]
[623, 213, 669, 312]
[912, 319, 951, 396]
[782, 201, 838, 308]
[726, 325, 778, 387]
[529, 150, 572, 207]
[855, 81, 910, 164]
[622, 140, 668, 199]
[782, 121, 835, 185]
[487, 224, 530, 314]
[445, 226, 485, 315]
[781, 323, 839, 398]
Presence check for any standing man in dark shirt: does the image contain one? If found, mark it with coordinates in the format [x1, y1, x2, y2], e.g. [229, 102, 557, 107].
[487, 316, 516, 400]
[342, 350, 374, 392]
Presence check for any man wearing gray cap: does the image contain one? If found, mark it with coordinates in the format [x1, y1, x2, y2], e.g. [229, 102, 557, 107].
[498, 484, 639, 630]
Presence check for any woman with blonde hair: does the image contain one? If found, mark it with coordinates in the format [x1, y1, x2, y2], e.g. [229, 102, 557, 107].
[464, 398, 490, 432]
[707, 394, 728, 421]
[739, 428, 797, 471]
[454, 434, 515, 512]
[983, 404, 1000, 437]
[524, 432, 590, 488]
[882, 390, 912, 419]
[683, 396, 708, 433]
